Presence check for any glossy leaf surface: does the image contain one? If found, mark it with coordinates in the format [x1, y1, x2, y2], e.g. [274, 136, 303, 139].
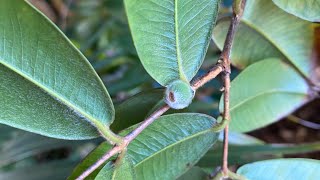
[237, 158, 320, 180]
[0, 0, 114, 139]
[70, 113, 219, 179]
[125, 0, 220, 85]
[220, 59, 309, 132]
[272, 0, 320, 22]
[213, 0, 319, 79]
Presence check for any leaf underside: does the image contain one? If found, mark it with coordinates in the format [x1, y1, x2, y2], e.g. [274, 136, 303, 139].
[220, 59, 308, 132]
[125, 0, 220, 85]
[272, 0, 320, 22]
[237, 158, 320, 180]
[213, 0, 319, 81]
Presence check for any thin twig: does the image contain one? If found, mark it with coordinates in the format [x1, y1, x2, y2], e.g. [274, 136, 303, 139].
[76, 145, 122, 180]
[76, 1, 247, 179]
[191, 64, 224, 90]
[125, 105, 170, 142]
[220, 0, 246, 176]
[76, 64, 223, 179]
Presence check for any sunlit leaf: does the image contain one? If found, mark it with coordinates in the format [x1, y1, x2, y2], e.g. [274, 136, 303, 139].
[220, 59, 309, 132]
[213, 0, 319, 80]
[272, 0, 320, 22]
[237, 158, 320, 180]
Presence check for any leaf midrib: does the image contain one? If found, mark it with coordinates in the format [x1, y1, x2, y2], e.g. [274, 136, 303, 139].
[230, 89, 307, 112]
[133, 125, 215, 168]
[0, 60, 101, 127]
[174, 0, 188, 82]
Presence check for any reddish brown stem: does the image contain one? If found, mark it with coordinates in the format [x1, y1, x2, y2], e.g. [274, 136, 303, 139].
[76, 64, 223, 179]
[77, 1, 247, 179]
[220, 0, 246, 176]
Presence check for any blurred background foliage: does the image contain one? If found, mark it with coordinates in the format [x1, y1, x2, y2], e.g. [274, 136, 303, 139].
[0, 0, 319, 179]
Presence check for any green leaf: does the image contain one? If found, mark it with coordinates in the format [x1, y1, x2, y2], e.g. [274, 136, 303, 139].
[111, 89, 164, 132]
[177, 166, 208, 180]
[272, 0, 320, 22]
[213, 0, 318, 79]
[70, 113, 219, 179]
[237, 158, 320, 180]
[95, 156, 136, 180]
[0, 0, 114, 139]
[129, 113, 219, 180]
[220, 59, 309, 132]
[125, 0, 220, 85]
[213, 20, 285, 69]
[197, 142, 320, 168]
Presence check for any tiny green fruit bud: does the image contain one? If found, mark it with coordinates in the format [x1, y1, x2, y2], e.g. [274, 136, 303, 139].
[165, 80, 195, 109]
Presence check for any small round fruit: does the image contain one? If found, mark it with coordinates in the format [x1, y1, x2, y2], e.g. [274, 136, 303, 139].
[165, 80, 195, 109]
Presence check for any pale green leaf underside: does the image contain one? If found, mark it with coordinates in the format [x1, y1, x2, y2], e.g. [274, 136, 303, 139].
[0, 0, 114, 139]
[69, 113, 219, 179]
[272, 0, 320, 22]
[237, 158, 320, 180]
[95, 156, 136, 180]
[219, 59, 308, 132]
[213, 0, 318, 79]
[213, 20, 285, 69]
[125, 0, 220, 85]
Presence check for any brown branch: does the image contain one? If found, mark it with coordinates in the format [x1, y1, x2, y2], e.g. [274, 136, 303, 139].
[125, 105, 171, 142]
[220, 0, 246, 176]
[76, 64, 223, 179]
[76, 145, 122, 180]
[76, 1, 247, 179]
[191, 64, 223, 90]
